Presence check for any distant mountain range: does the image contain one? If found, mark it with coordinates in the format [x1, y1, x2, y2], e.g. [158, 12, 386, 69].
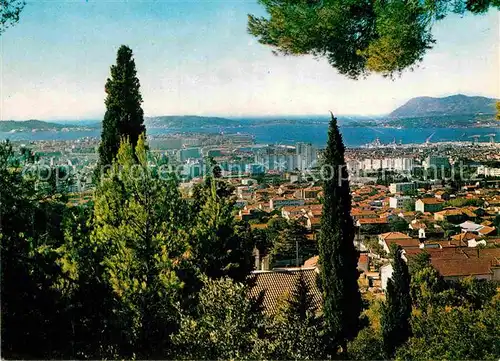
[0, 120, 95, 132]
[389, 94, 498, 118]
[1, 95, 498, 132]
[145, 115, 236, 128]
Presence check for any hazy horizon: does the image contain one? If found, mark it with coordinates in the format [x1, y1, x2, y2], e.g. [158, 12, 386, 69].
[1, 1, 498, 120]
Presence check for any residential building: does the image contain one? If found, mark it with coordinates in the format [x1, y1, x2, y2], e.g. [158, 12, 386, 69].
[389, 182, 416, 194]
[294, 186, 322, 200]
[177, 147, 201, 162]
[248, 268, 322, 314]
[269, 197, 305, 210]
[405, 248, 500, 281]
[296, 142, 318, 171]
[378, 232, 419, 253]
[389, 195, 411, 209]
[415, 198, 444, 213]
[424, 155, 451, 169]
[450, 231, 486, 248]
[477, 166, 500, 177]
[434, 190, 451, 201]
[246, 163, 265, 175]
[431, 248, 500, 281]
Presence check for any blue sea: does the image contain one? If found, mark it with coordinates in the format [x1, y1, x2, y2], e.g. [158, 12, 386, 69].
[1, 124, 499, 148]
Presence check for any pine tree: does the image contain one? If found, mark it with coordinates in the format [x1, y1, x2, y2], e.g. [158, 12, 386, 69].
[172, 277, 263, 360]
[287, 271, 317, 321]
[271, 220, 316, 267]
[89, 135, 191, 358]
[191, 178, 253, 283]
[318, 113, 361, 353]
[381, 245, 412, 357]
[263, 271, 327, 360]
[97, 45, 145, 170]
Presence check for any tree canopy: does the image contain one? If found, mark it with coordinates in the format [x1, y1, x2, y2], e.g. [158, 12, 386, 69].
[98, 45, 146, 170]
[248, 0, 500, 78]
[381, 245, 412, 357]
[0, 0, 25, 35]
[318, 113, 362, 352]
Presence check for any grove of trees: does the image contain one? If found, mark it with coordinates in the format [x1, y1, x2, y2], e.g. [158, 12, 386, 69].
[1, 6, 500, 355]
[248, 0, 500, 78]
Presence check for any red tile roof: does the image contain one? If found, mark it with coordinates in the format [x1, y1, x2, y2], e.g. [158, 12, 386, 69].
[379, 232, 412, 241]
[248, 268, 322, 314]
[418, 198, 444, 205]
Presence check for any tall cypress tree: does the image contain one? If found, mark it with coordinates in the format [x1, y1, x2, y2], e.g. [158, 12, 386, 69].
[381, 245, 412, 357]
[98, 45, 145, 169]
[318, 113, 361, 353]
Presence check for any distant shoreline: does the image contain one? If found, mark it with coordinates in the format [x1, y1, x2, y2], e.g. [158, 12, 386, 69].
[2, 125, 499, 148]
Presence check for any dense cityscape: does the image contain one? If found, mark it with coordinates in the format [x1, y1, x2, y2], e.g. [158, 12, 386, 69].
[8, 132, 500, 192]
[2, 0, 500, 360]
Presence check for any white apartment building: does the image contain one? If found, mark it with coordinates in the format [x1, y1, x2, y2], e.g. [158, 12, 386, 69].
[355, 157, 414, 172]
[295, 142, 317, 171]
[389, 182, 416, 194]
[477, 166, 500, 177]
[389, 195, 412, 209]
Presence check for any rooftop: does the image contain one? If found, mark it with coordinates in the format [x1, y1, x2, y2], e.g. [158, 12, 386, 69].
[248, 268, 322, 314]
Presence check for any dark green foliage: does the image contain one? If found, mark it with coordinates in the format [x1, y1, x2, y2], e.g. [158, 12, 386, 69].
[288, 271, 316, 320]
[357, 246, 500, 360]
[190, 178, 254, 283]
[87, 136, 190, 358]
[172, 277, 264, 360]
[0, 0, 25, 35]
[0, 141, 73, 358]
[389, 217, 409, 232]
[363, 236, 386, 257]
[408, 252, 451, 310]
[493, 214, 500, 229]
[381, 245, 412, 357]
[359, 222, 390, 235]
[98, 45, 145, 169]
[397, 302, 500, 360]
[452, 277, 498, 310]
[398, 248, 500, 360]
[248, 0, 499, 78]
[252, 227, 272, 256]
[260, 272, 328, 360]
[348, 327, 386, 360]
[267, 216, 289, 238]
[318, 114, 361, 352]
[207, 156, 222, 178]
[271, 219, 316, 267]
[191, 175, 234, 214]
[444, 197, 485, 208]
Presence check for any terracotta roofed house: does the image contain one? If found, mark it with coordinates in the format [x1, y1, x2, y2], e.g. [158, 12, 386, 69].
[415, 198, 444, 213]
[405, 248, 500, 281]
[248, 268, 322, 314]
[378, 232, 419, 253]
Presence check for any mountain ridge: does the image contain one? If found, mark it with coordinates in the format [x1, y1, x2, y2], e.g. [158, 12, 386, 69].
[145, 115, 235, 128]
[390, 94, 498, 118]
[0, 119, 94, 132]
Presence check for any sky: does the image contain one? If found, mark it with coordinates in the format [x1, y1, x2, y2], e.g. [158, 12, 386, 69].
[0, 0, 498, 120]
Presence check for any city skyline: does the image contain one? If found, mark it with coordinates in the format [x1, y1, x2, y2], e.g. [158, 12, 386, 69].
[1, 1, 498, 120]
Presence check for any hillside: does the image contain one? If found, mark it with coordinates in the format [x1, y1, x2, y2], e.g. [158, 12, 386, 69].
[381, 114, 497, 128]
[145, 115, 236, 128]
[390, 94, 498, 118]
[0, 120, 86, 132]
